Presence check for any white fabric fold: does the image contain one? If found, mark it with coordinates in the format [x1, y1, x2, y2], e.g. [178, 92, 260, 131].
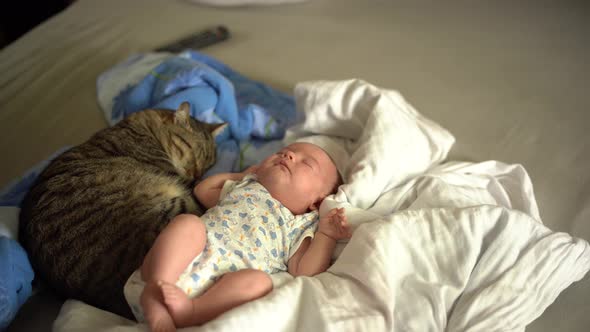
[285, 79, 455, 209]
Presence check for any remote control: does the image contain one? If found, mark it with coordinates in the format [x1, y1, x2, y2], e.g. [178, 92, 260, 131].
[155, 25, 230, 52]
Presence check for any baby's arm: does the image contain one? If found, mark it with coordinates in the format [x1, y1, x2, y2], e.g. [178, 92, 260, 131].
[194, 166, 258, 209]
[288, 208, 351, 277]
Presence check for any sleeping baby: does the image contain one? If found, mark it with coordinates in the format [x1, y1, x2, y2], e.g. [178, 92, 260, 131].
[124, 142, 352, 332]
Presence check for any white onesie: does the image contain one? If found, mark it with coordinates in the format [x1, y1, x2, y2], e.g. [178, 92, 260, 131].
[124, 174, 318, 321]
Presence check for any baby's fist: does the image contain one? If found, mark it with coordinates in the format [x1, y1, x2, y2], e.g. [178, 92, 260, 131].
[318, 208, 352, 241]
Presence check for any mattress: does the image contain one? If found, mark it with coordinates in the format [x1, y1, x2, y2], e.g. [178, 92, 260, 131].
[1, 0, 588, 331]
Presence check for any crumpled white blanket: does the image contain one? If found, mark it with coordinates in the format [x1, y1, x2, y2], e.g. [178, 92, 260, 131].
[52, 80, 590, 332]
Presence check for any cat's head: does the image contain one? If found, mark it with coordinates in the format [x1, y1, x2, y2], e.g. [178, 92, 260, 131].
[159, 102, 226, 180]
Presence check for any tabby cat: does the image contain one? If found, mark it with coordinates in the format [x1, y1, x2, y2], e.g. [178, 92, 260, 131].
[19, 102, 224, 318]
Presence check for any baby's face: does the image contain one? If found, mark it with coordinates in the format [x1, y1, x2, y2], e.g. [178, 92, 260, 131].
[255, 142, 339, 215]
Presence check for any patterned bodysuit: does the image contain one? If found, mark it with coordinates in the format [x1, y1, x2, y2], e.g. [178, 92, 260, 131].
[125, 174, 318, 321]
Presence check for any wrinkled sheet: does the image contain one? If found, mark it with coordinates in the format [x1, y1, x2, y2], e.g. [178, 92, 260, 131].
[53, 80, 590, 332]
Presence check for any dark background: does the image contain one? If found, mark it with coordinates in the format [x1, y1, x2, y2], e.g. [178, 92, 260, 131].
[0, 0, 73, 49]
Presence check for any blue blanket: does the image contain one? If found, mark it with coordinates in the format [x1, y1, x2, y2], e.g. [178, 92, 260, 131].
[0, 50, 298, 328]
[108, 52, 295, 140]
[0, 236, 34, 330]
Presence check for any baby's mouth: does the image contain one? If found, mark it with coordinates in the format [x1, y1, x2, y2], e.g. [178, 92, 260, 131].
[278, 160, 291, 173]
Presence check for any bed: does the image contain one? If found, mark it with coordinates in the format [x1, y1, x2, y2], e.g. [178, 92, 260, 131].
[1, 0, 589, 331]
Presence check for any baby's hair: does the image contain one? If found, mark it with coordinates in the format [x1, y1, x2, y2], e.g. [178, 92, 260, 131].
[332, 172, 343, 194]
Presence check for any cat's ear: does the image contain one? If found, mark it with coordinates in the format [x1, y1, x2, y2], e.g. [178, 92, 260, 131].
[174, 102, 191, 127]
[207, 123, 228, 139]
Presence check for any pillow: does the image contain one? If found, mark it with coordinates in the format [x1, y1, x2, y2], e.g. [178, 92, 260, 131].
[284, 79, 455, 209]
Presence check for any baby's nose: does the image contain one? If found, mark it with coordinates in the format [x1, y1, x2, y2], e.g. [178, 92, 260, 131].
[284, 150, 295, 161]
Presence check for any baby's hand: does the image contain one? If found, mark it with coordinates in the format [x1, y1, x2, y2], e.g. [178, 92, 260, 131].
[318, 208, 352, 241]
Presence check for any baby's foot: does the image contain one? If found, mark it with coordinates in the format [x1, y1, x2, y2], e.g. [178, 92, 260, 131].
[149, 316, 176, 332]
[160, 281, 195, 327]
[140, 281, 176, 332]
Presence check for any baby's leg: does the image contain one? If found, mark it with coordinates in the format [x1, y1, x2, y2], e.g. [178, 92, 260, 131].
[139, 214, 207, 332]
[141, 214, 207, 282]
[160, 269, 273, 327]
